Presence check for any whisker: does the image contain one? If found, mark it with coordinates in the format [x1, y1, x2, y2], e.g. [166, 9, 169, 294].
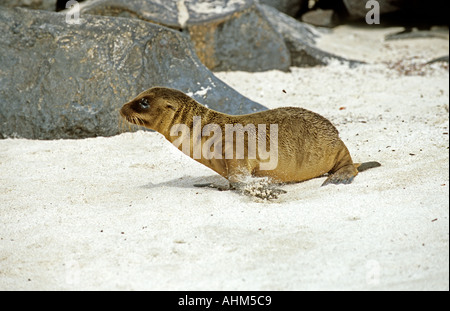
[133, 116, 141, 126]
[136, 116, 145, 127]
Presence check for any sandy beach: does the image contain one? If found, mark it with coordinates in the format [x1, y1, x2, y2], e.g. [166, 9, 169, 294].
[0, 25, 448, 290]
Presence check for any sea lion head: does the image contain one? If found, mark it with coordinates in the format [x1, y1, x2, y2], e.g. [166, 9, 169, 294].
[120, 87, 184, 131]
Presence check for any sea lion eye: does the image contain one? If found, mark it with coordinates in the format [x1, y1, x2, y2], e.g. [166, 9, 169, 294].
[139, 98, 150, 109]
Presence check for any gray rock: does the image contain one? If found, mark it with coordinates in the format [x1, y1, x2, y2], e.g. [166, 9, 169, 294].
[188, 3, 291, 71]
[0, 7, 266, 140]
[79, 0, 357, 69]
[260, 4, 363, 67]
[79, 0, 291, 72]
[301, 9, 340, 28]
[0, 0, 55, 10]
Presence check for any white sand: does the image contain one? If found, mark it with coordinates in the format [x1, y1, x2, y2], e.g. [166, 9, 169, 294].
[0, 25, 448, 290]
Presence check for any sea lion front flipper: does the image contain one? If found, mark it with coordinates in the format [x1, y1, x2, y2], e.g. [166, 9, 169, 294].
[321, 164, 358, 187]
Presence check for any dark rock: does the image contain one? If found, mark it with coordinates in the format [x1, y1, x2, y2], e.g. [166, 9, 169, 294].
[343, 0, 448, 26]
[385, 27, 449, 40]
[260, 4, 363, 67]
[343, 0, 403, 18]
[57, 0, 87, 11]
[258, 0, 308, 17]
[301, 9, 341, 28]
[312, 0, 347, 12]
[426, 55, 449, 65]
[79, 0, 182, 28]
[0, 7, 266, 140]
[79, 0, 291, 72]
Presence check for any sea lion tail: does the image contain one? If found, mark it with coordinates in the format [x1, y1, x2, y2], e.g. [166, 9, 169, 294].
[354, 161, 381, 172]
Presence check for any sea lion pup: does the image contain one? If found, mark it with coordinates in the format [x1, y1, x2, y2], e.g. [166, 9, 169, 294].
[120, 87, 380, 196]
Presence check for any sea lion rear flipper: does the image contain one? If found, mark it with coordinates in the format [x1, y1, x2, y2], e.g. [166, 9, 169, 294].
[321, 164, 358, 186]
[354, 161, 381, 172]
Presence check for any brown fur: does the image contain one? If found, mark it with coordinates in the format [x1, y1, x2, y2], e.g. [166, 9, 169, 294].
[120, 87, 380, 187]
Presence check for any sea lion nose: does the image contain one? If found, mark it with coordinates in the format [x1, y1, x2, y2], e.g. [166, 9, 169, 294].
[119, 103, 129, 117]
